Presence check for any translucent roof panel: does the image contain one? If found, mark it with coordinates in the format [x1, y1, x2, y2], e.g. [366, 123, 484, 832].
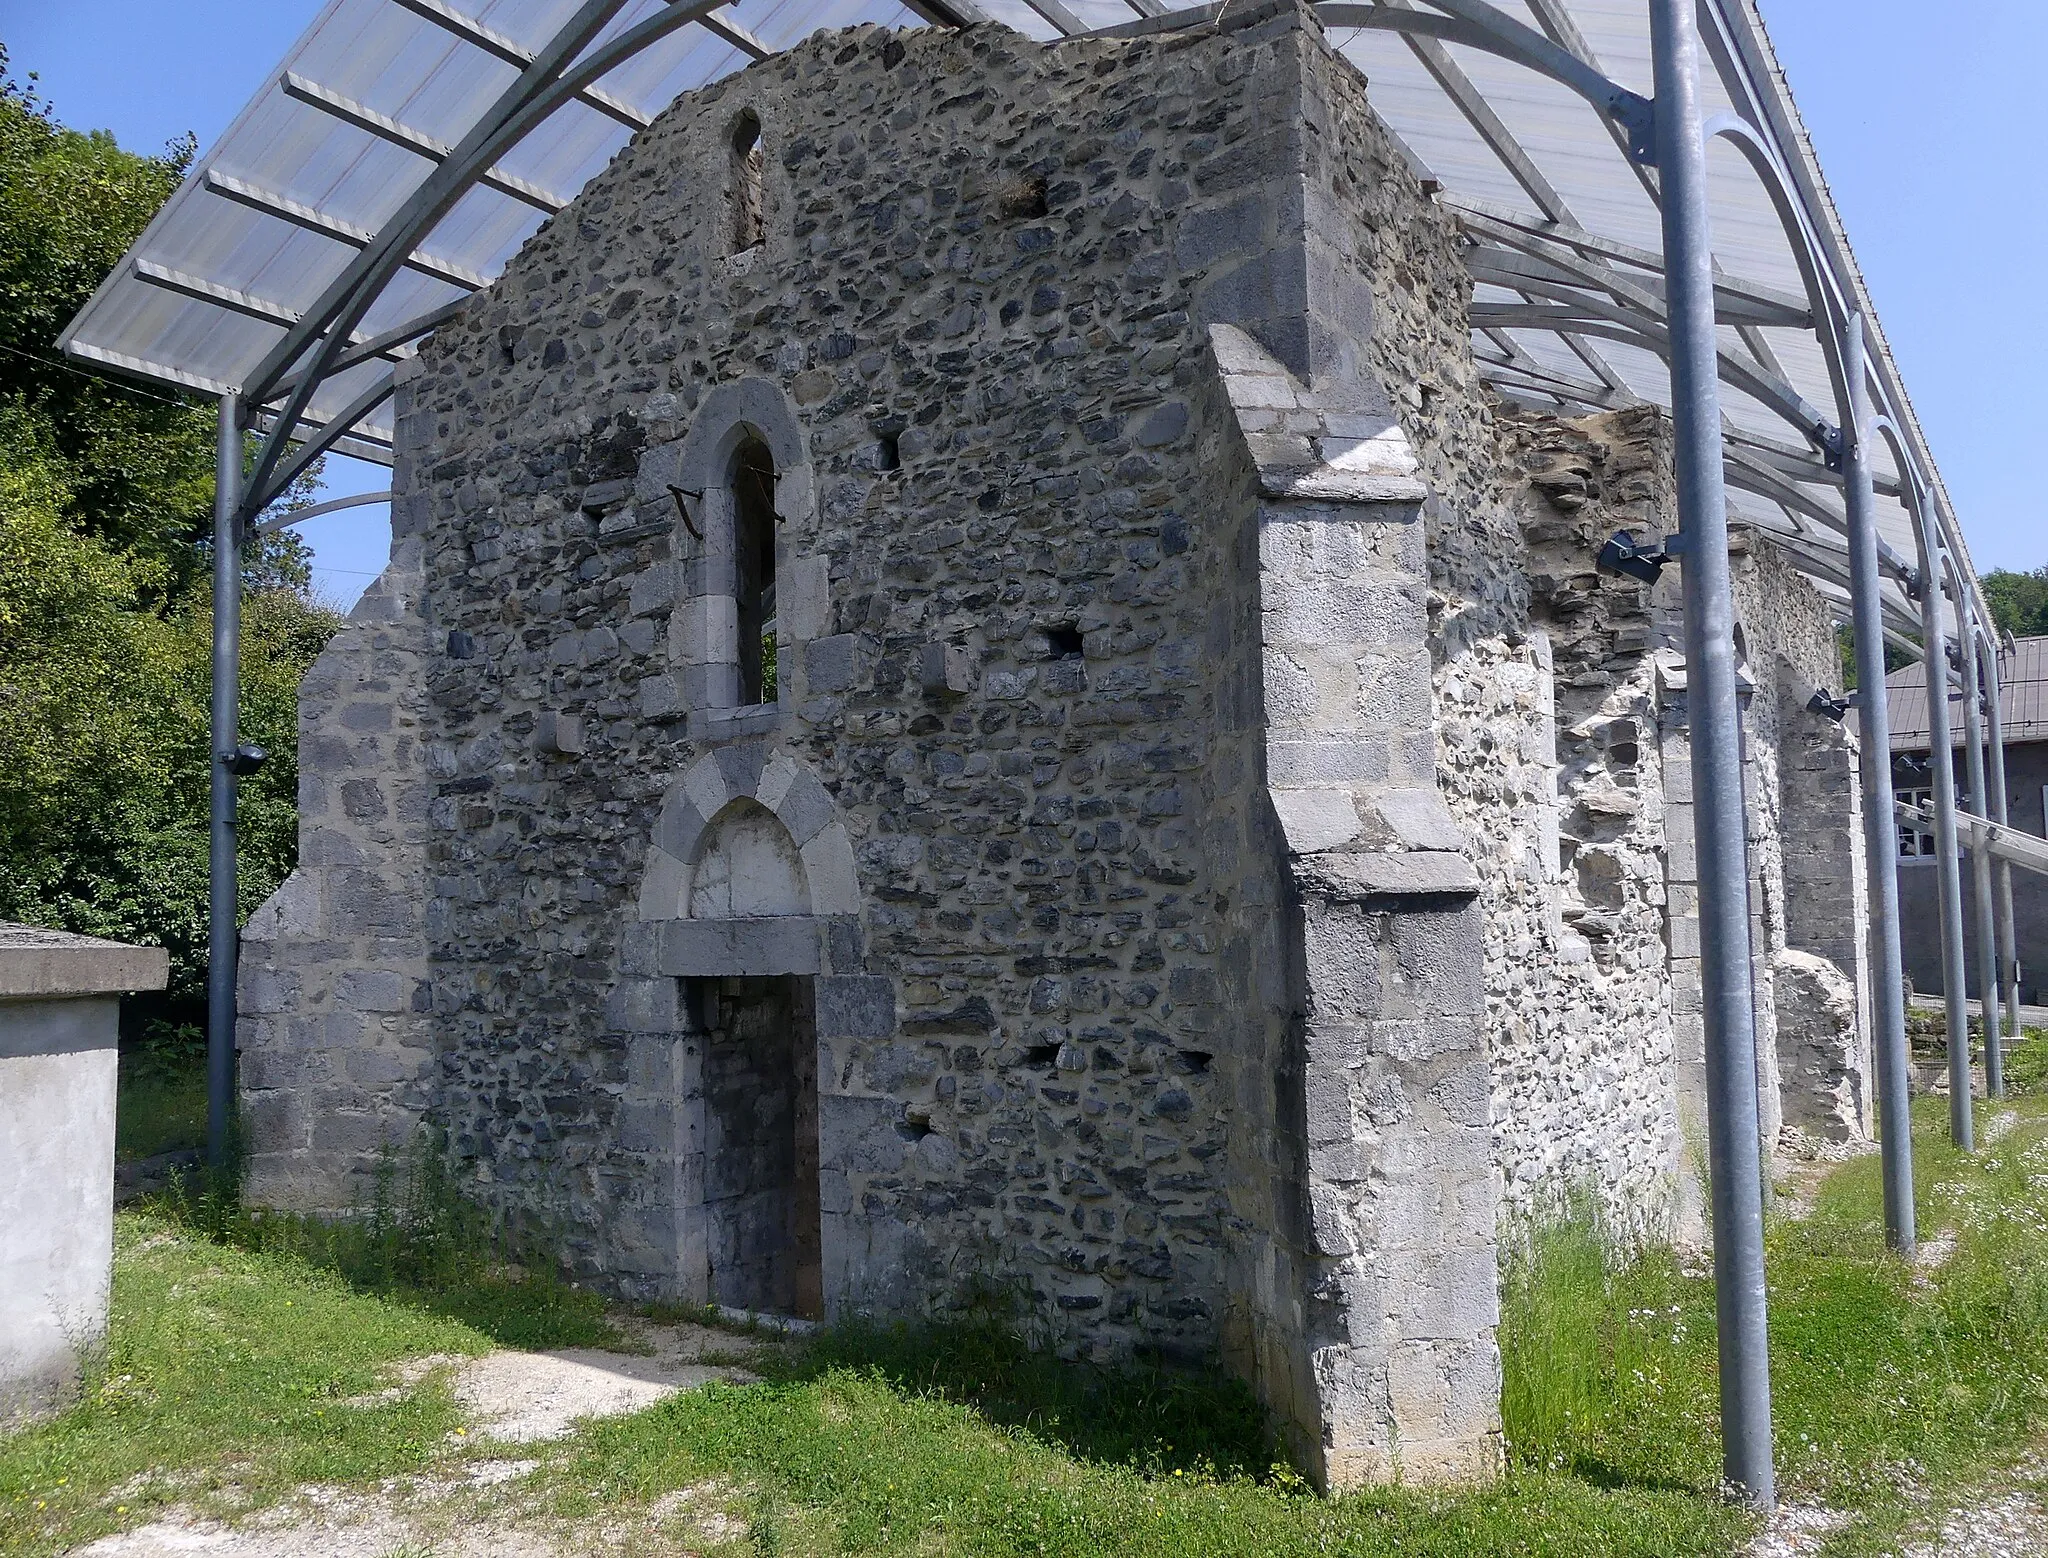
[60, 0, 1980, 643]
[60, 0, 920, 452]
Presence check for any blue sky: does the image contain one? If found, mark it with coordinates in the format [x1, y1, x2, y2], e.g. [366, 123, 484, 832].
[4, 0, 2040, 606]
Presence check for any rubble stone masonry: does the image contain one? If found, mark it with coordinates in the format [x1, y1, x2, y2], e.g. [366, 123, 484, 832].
[239, 0, 1869, 1488]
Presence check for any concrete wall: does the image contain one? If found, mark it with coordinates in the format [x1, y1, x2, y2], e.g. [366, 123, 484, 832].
[1, 926, 166, 1425]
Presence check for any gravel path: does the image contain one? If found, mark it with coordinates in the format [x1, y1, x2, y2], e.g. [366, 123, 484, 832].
[68, 1318, 761, 1557]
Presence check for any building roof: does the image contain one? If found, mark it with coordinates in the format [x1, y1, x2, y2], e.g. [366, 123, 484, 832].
[1888, 634, 2048, 751]
[57, 0, 1984, 651]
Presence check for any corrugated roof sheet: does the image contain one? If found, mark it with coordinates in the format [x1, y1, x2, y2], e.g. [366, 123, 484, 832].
[1889, 634, 2048, 750]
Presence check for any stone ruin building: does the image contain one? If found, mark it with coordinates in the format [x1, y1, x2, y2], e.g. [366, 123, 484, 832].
[235, 0, 1875, 1486]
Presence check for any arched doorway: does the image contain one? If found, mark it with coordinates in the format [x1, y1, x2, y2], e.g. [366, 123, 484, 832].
[686, 799, 822, 1319]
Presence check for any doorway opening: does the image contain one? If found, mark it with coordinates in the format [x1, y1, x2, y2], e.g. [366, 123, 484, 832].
[692, 973, 821, 1319]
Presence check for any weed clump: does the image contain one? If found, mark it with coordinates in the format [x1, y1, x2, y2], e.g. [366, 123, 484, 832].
[2000, 1025, 2048, 1094]
[1497, 1205, 1708, 1487]
[154, 1134, 615, 1349]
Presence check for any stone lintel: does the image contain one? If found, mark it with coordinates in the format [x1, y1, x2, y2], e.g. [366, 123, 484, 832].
[647, 916, 826, 977]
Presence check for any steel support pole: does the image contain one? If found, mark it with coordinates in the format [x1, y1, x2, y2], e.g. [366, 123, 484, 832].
[1649, 0, 1774, 1509]
[1958, 612, 2004, 1095]
[207, 395, 243, 1172]
[1919, 548, 1974, 1151]
[1982, 643, 2021, 1032]
[1841, 314, 1915, 1252]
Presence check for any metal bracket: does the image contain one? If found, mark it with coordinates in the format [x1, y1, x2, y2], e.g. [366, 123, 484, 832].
[1816, 421, 1846, 473]
[1610, 91, 1656, 166]
[1806, 688, 1852, 723]
[1595, 529, 1680, 583]
[669, 483, 704, 541]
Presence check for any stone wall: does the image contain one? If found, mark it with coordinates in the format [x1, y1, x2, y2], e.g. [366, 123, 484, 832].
[238, 409, 437, 1211]
[1740, 540, 1873, 1143]
[237, 0, 1871, 1488]
[348, 0, 1509, 1481]
[1433, 399, 1872, 1234]
[1444, 406, 1684, 1240]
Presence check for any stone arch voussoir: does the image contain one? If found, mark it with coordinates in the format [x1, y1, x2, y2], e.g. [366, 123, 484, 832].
[674, 377, 813, 522]
[637, 744, 857, 920]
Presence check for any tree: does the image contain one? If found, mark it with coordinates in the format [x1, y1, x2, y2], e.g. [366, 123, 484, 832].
[0, 49, 342, 1014]
[1981, 566, 2048, 642]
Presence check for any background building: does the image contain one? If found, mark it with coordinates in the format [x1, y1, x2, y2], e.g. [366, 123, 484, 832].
[1890, 635, 2047, 1005]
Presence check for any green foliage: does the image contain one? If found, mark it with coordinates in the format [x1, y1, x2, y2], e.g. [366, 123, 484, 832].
[0, 424, 337, 1001]
[114, 1020, 208, 1162]
[0, 47, 342, 1009]
[0, 45, 214, 588]
[1836, 622, 1917, 692]
[1981, 566, 2048, 641]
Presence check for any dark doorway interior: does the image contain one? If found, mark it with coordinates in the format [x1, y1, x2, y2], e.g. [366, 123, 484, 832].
[696, 974, 821, 1319]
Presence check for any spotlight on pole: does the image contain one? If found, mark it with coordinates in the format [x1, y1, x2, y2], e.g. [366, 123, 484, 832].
[1806, 688, 1852, 723]
[222, 743, 268, 776]
[1595, 530, 1679, 585]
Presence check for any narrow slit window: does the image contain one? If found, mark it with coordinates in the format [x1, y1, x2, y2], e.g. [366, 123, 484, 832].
[731, 111, 764, 253]
[732, 436, 777, 706]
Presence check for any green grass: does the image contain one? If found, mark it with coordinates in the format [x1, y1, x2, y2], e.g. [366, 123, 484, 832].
[17, 1098, 2048, 1557]
[0, 1215, 489, 1556]
[1498, 1094, 2048, 1554]
[155, 1141, 623, 1353]
[539, 1364, 1749, 1557]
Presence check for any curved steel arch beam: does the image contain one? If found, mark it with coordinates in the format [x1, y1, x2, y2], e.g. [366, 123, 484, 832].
[1700, 114, 1852, 431]
[239, 0, 658, 505]
[1315, 2, 1653, 156]
[269, 296, 472, 399]
[253, 371, 398, 515]
[1467, 298, 1838, 450]
[1707, 115, 1980, 610]
[255, 487, 393, 534]
[1697, 0, 1986, 636]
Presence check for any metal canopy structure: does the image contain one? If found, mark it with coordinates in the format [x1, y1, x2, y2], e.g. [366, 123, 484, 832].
[58, 0, 1989, 645]
[60, 0, 2020, 1511]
